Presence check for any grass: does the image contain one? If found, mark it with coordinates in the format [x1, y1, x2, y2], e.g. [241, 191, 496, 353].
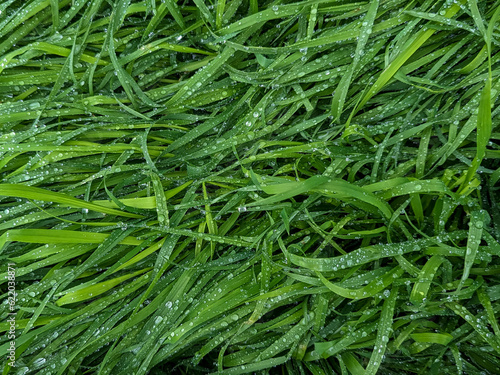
[0, 0, 500, 374]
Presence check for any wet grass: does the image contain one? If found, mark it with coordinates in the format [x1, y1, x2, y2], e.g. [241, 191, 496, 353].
[0, 0, 500, 374]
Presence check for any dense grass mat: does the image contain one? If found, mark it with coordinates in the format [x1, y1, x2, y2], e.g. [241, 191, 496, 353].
[1, 0, 500, 374]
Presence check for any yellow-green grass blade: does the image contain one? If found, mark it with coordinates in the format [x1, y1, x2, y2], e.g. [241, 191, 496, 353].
[56, 268, 151, 306]
[0, 184, 142, 218]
